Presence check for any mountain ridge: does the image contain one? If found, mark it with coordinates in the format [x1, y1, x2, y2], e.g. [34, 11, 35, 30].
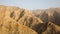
[0, 5, 60, 34]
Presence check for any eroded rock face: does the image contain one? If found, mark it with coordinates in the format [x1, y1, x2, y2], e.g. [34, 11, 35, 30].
[0, 5, 60, 34]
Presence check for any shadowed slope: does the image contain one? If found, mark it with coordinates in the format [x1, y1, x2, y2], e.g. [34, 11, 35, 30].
[32, 8, 60, 34]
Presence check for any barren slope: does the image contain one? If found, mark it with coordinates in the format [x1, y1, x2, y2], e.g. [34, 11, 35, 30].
[32, 8, 60, 34]
[0, 5, 43, 34]
[0, 5, 60, 34]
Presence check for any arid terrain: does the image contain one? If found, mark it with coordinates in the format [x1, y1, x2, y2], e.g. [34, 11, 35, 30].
[0, 5, 60, 34]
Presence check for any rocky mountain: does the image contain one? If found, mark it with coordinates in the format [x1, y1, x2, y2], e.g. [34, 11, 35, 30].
[0, 5, 60, 34]
[32, 8, 60, 34]
[0, 5, 38, 34]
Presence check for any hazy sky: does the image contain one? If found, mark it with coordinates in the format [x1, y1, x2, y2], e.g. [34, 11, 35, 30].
[0, 0, 60, 10]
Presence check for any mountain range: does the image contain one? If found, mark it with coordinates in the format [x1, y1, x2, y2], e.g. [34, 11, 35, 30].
[0, 5, 60, 34]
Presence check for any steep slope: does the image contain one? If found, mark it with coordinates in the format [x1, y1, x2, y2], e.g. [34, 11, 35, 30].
[0, 14, 37, 34]
[0, 5, 43, 26]
[0, 5, 38, 34]
[0, 5, 43, 34]
[0, 5, 60, 34]
[32, 8, 60, 34]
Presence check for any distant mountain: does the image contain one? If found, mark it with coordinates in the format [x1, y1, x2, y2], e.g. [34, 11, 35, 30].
[32, 8, 60, 34]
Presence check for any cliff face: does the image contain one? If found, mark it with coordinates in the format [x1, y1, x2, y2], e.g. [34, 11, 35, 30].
[0, 5, 60, 34]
